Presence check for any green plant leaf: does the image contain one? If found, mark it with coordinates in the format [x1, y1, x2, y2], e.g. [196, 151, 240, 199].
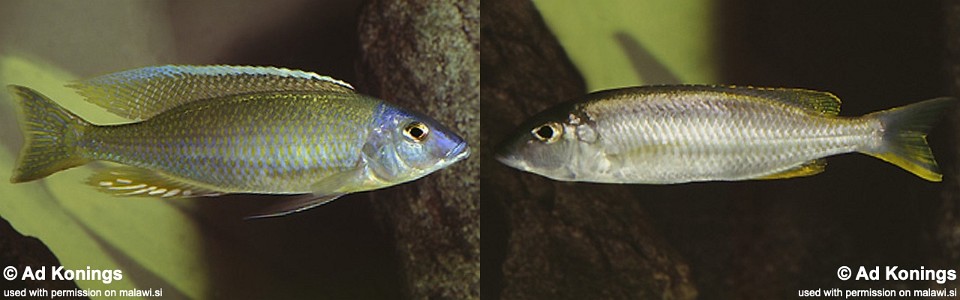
[532, 0, 716, 89]
[0, 55, 208, 299]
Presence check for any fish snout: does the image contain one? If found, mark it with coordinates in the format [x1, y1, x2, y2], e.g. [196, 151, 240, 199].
[494, 149, 523, 170]
[446, 141, 471, 162]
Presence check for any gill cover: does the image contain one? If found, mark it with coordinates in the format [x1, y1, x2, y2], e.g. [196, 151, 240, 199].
[494, 102, 587, 181]
[363, 103, 469, 185]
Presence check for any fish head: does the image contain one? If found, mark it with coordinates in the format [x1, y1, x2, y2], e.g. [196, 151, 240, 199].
[496, 102, 594, 181]
[364, 103, 470, 184]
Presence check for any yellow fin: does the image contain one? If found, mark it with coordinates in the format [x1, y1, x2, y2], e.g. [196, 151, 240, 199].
[862, 97, 957, 182]
[759, 88, 840, 115]
[707, 85, 842, 116]
[7, 85, 91, 183]
[756, 159, 826, 180]
[87, 166, 221, 198]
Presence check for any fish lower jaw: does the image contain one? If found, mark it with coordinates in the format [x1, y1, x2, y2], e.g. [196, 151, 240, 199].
[446, 142, 471, 162]
[493, 153, 525, 171]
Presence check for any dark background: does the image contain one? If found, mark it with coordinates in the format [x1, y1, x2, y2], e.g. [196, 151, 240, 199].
[167, 1, 403, 298]
[622, 0, 957, 297]
[482, 0, 959, 298]
[2, 0, 956, 299]
[653, 0, 955, 296]
[2, 1, 481, 299]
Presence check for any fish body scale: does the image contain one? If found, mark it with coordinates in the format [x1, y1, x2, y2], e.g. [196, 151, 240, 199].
[8, 65, 470, 216]
[80, 92, 378, 193]
[498, 85, 953, 183]
[581, 93, 876, 183]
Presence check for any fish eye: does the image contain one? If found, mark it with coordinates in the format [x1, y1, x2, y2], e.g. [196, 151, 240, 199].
[531, 122, 562, 143]
[403, 121, 430, 142]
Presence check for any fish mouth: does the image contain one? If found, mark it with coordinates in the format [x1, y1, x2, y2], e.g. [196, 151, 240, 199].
[494, 150, 524, 170]
[446, 141, 471, 162]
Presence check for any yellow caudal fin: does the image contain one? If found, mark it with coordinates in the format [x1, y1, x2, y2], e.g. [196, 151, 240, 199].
[7, 85, 91, 183]
[862, 97, 957, 182]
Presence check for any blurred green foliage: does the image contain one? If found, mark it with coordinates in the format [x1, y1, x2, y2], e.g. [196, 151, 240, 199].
[532, 0, 716, 89]
[0, 55, 208, 299]
[0, 1, 206, 298]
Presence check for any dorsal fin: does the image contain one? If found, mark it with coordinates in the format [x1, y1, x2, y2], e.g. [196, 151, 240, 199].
[720, 85, 841, 116]
[67, 65, 355, 120]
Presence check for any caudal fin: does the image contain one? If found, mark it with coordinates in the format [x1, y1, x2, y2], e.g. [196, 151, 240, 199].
[7, 85, 90, 183]
[862, 97, 956, 182]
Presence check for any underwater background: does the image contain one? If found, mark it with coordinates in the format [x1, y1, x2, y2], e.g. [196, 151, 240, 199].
[0, 1, 412, 298]
[2, 0, 959, 299]
[483, 0, 959, 298]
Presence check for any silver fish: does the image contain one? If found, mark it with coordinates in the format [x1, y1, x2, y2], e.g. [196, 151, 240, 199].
[496, 85, 954, 184]
[9, 65, 470, 217]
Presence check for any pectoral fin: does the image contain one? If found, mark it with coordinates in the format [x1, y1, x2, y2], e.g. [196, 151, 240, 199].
[244, 167, 371, 218]
[245, 167, 367, 218]
[309, 167, 369, 195]
[756, 159, 826, 180]
[246, 194, 344, 219]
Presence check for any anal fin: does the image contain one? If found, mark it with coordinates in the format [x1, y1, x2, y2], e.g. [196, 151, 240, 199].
[87, 166, 221, 198]
[756, 159, 826, 180]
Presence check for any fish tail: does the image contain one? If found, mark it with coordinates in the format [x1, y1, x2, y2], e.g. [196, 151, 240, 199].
[7, 85, 91, 183]
[862, 97, 957, 182]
